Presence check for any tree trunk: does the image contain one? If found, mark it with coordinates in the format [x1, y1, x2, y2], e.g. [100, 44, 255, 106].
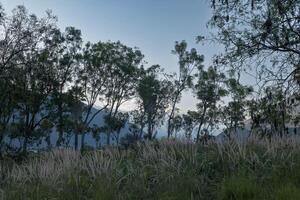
[106, 132, 111, 145]
[196, 121, 204, 143]
[56, 101, 64, 147]
[196, 106, 207, 143]
[281, 106, 286, 137]
[23, 136, 28, 154]
[148, 124, 151, 140]
[106, 104, 115, 146]
[81, 131, 86, 150]
[167, 93, 179, 138]
[139, 111, 146, 139]
[74, 129, 79, 150]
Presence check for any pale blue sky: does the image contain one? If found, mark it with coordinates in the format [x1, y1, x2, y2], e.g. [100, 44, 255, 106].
[1, 0, 220, 111]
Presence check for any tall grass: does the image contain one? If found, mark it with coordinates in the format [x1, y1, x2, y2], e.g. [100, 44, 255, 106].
[1, 136, 300, 199]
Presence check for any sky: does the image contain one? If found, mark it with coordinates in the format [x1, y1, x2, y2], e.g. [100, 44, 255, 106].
[1, 0, 220, 112]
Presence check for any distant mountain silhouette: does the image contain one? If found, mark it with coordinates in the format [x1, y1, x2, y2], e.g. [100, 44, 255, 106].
[4, 106, 138, 150]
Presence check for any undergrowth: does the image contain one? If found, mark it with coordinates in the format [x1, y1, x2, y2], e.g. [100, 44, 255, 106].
[1, 136, 300, 200]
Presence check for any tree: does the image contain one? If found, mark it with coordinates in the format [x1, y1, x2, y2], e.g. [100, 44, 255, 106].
[50, 27, 82, 147]
[244, 84, 293, 138]
[167, 41, 204, 138]
[260, 86, 289, 136]
[101, 41, 143, 145]
[181, 111, 199, 140]
[110, 112, 129, 144]
[221, 73, 253, 137]
[135, 65, 173, 140]
[67, 86, 84, 150]
[208, 0, 300, 88]
[171, 115, 183, 138]
[0, 6, 59, 153]
[76, 41, 112, 149]
[0, 6, 33, 152]
[193, 66, 227, 142]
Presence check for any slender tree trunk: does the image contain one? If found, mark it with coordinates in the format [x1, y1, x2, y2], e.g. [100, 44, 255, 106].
[81, 108, 91, 150]
[74, 129, 78, 150]
[0, 134, 3, 152]
[196, 121, 204, 143]
[234, 121, 238, 135]
[74, 120, 80, 150]
[81, 104, 108, 149]
[106, 114, 112, 145]
[57, 100, 64, 147]
[196, 106, 207, 143]
[139, 111, 146, 139]
[106, 132, 111, 145]
[81, 130, 86, 150]
[23, 135, 28, 154]
[148, 121, 152, 140]
[22, 111, 31, 154]
[116, 130, 121, 145]
[167, 93, 180, 138]
[139, 123, 145, 140]
[106, 103, 115, 146]
[281, 105, 286, 137]
[0, 123, 5, 155]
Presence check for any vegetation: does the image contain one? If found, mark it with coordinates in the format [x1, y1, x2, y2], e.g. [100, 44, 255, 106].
[208, 0, 300, 98]
[1, 136, 300, 199]
[1, 1, 299, 154]
[1, 0, 300, 198]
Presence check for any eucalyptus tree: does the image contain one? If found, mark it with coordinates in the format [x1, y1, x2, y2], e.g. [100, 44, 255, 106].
[76, 41, 113, 149]
[0, 6, 60, 152]
[260, 86, 290, 136]
[167, 41, 204, 138]
[136, 65, 173, 140]
[171, 115, 183, 138]
[131, 110, 147, 140]
[221, 74, 253, 137]
[102, 41, 144, 145]
[208, 0, 300, 89]
[66, 85, 84, 150]
[45, 26, 83, 147]
[193, 66, 227, 142]
[208, 0, 300, 137]
[181, 111, 199, 140]
[246, 99, 264, 135]
[111, 112, 129, 144]
[0, 6, 37, 149]
[246, 96, 273, 137]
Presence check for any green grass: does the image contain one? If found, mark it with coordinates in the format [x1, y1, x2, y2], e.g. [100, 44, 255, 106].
[1, 136, 300, 199]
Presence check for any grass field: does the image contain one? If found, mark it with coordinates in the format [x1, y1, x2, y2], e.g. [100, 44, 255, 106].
[1, 136, 300, 200]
